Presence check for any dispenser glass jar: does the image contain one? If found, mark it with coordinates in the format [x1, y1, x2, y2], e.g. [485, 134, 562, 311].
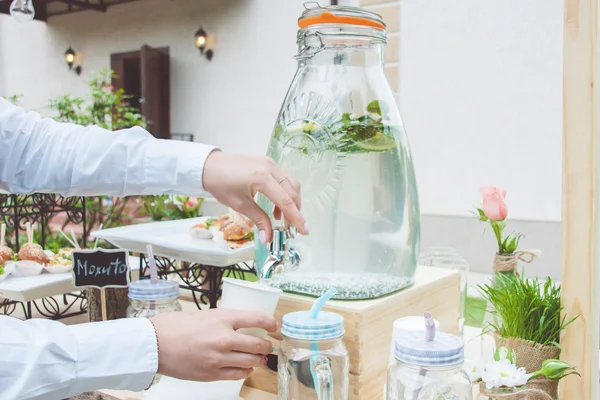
[255, 3, 420, 300]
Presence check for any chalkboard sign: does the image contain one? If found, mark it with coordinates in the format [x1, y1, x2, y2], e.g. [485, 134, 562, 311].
[71, 249, 130, 289]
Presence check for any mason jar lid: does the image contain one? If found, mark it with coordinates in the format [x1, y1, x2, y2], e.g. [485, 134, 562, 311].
[128, 279, 180, 301]
[395, 330, 464, 367]
[282, 310, 345, 340]
[298, 4, 385, 30]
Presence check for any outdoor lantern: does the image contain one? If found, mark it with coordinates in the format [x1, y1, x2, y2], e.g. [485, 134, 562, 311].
[64, 47, 82, 75]
[65, 47, 76, 68]
[194, 27, 213, 61]
[194, 28, 207, 51]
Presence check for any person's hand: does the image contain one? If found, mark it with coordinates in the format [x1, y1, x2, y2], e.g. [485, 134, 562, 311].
[150, 309, 277, 382]
[202, 151, 308, 243]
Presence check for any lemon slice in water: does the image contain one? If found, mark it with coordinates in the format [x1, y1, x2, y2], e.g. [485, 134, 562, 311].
[356, 133, 396, 151]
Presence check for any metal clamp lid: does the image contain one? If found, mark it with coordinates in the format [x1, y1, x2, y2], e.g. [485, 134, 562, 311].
[295, 2, 387, 60]
[282, 310, 345, 340]
[300, 2, 385, 28]
[128, 279, 180, 301]
[394, 330, 464, 367]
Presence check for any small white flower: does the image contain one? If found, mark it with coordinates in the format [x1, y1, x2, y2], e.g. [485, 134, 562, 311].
[480, 359, 532, 389]
[465, 360, 486, 382]
[494, 347, 517, 365]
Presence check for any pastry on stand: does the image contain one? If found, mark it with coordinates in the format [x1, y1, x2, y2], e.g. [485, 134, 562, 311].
[18, 222, 48, 264]
[0, 223, 14, 264]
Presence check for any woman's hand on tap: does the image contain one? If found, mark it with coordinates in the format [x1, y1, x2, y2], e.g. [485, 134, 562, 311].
[202, 151, 308, 243]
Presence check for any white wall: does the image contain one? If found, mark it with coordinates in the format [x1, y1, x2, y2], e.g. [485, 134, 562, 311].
[0, 0, 564, 221]
[0, 0, 567, 275]
[0, 0, 305, 156]
[400, 0, 564, 221]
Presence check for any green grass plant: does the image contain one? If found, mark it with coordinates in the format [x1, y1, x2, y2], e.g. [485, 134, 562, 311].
[478, 273, 577, 347]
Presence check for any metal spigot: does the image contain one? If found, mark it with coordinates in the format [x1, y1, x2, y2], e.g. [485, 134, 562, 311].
[260, 226, 301, 279]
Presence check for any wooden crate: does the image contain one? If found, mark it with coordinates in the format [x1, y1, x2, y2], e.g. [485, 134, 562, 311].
[245, 266, 461, 399]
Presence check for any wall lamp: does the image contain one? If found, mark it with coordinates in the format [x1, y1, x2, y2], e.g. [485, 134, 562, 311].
[65, 47, 82, 75]
[194, 27, 214, 61]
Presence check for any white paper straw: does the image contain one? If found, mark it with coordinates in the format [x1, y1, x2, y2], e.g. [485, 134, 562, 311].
[1, 224, 5, 248]
[146, 244, 158, 284]
[69, 228, 81, 250]
[26, 222, 32, 244]
[57, 229, 78, 249]
[93, 224, 103, 249]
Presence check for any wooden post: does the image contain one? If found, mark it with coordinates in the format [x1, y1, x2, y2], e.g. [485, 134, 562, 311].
[87, 288, 129, 322]
[561, 0, 600, 398]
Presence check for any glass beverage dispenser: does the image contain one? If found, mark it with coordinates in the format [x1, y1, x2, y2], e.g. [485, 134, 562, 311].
[256, 3, 420, 300]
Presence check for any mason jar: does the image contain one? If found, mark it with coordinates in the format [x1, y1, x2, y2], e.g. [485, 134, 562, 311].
[127, 279, 182, 318]
[127, 278, 182, 388]
[387, 330, 472, 400]
[278, 310, 349, 399]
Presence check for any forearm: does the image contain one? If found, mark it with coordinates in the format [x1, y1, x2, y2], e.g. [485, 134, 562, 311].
[0, 98, 217, 197]
[0, 316, 158, 400]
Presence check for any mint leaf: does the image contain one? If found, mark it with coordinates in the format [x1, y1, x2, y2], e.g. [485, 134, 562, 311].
[366, 100, 389, 118]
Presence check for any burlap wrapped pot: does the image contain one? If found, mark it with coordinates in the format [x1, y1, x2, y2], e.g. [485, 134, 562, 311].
[493, 333, 559, 400]
[492, 250, 541, 275]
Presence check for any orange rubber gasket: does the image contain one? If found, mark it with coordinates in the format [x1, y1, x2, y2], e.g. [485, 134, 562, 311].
[298, 11, 385, 30]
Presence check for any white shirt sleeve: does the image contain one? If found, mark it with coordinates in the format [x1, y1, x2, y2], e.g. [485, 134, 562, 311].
[0, 97, 218, 197]
[0, 315, 158, 400]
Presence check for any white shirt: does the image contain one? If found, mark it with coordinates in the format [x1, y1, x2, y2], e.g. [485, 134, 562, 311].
[0, 97, 218, 399]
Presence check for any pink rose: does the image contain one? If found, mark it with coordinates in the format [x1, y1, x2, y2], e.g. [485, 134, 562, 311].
[185, 197, 199, 209]
[479, 186, 508, 221]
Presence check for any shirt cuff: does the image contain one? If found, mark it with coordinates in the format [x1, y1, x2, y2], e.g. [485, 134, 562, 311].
[66, 318, 158, 396]
[143, 138, 219, 197]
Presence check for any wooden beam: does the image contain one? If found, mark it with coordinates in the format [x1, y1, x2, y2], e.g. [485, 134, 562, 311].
[46, 0, 138, 17]
[561, 0, 600, 398]
[54, 0, 106, 12]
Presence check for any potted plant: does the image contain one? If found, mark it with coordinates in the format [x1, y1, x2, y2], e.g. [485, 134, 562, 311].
[475, 187, 540, 283]
[139, 195, 204, 222]
[171, 195, 204, 219]
[139, 195, 171, 222]
[478, 274, 579, 399]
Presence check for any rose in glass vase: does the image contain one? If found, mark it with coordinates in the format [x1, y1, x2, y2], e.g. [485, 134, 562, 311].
[475, 187, 539, 283]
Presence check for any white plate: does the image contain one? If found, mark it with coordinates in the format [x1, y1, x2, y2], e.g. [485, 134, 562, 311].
[0, 263, 14, 283]
[12, 260, 44, 277]
[44, 265, 72, 274]
[91, 217, 255, 267]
